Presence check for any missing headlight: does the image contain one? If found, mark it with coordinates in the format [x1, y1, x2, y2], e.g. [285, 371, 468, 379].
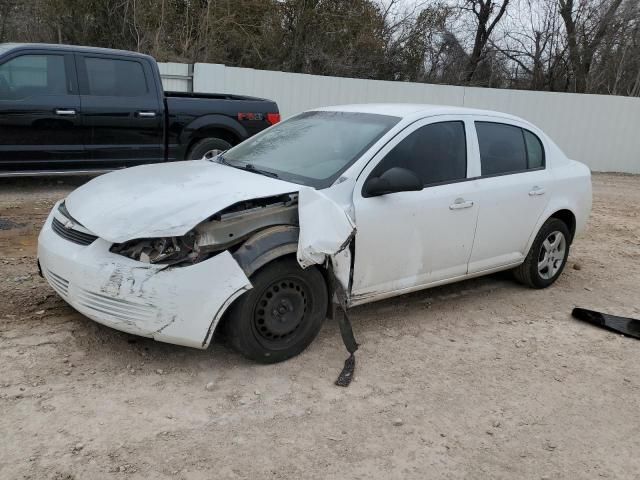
[111, 232, 199, 266]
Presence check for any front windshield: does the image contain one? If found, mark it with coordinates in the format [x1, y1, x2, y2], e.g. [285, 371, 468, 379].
[222, 111, 399, 188]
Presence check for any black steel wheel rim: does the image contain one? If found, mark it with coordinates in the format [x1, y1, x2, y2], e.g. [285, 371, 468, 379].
[251, 276, 310, 349]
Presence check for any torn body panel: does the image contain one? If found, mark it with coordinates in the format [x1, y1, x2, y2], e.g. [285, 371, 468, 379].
[296, 187, 356, 295]
[38, 206, 252, 349]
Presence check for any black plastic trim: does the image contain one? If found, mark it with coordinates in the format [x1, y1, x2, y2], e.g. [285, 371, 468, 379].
[51, 217, 98, 246]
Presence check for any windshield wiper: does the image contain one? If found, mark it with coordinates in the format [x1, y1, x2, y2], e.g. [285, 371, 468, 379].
[212, 152, 229, 164]
[242, 163, 280, 179]
[215, 154, 279, 179]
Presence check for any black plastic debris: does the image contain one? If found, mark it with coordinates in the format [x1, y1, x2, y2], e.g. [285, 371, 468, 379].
[335, 309, 358, 387]
[331, 267, 359, 387]
[336, 352, 356, 387]
[572, 307, 640, 339]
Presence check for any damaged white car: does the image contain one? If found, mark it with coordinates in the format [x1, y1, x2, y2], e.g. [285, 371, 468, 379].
[38, 104, 592, 363]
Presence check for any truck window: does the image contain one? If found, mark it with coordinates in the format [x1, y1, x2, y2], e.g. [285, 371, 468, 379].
[84, 57, 148, 97]
[0, 54, 68, 100]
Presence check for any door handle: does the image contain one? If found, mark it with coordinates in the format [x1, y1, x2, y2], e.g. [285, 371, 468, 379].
[54, 109, 77, 116]
[136, 111, 157, 118]
[449, 198, 474, 210]
[529, 186, 546, 196]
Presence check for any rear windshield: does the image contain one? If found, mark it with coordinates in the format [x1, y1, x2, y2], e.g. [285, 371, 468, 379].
[222, 111, 399, 188]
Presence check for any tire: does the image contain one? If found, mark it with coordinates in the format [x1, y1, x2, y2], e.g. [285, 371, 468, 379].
[513, 217, 571, 289]
[226, 257, 328, 363]
[186, 137, 232, 160]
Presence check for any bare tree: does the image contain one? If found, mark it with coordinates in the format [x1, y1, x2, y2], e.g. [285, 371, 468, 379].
[0, 0, 638, 96]
[0, 0, 14, 42]
[558, 0, 625, 92]
[497, 0, 566, 90]
[461, 0, 511, 83]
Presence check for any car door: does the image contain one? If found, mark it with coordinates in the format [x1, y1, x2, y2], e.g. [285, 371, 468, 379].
[351, 117, 480, 299]
[467, 118, 551, 273]
[0, 50, 83, 171]
[75, 53, 164, 167]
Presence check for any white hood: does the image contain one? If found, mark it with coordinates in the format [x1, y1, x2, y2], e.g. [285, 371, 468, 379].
[65, 160, 299, 243]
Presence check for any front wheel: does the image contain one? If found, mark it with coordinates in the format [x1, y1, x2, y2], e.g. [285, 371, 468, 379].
[226, 258, 328, 363]
[513, 218, 571, 289]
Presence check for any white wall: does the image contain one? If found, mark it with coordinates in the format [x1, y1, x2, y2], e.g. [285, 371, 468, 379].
[160, 61, 640, 174]
[158, 62, 191, 92]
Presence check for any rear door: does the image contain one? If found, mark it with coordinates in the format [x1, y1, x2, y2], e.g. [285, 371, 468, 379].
[467, 118, 551, 273]
[75, 53, 164, 167]
[0, 50, 83, 171]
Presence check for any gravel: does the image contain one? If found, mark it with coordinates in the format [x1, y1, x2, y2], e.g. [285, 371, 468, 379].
[1, 173, 640, 479]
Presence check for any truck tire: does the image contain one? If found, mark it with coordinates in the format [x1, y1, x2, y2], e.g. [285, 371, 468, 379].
[187, 137, 232, 160]
[226, 257, 328, 364]
[513, 217, 571, 289]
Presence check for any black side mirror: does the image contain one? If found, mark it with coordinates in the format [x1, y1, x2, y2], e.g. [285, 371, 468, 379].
[363, 167, 423, 197]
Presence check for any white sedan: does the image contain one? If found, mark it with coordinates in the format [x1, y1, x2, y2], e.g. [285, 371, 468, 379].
[38, 104, 592, 362]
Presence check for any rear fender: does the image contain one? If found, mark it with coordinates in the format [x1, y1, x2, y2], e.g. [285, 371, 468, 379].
[523, 163, 591, 254]
[180, 114, 248, 150]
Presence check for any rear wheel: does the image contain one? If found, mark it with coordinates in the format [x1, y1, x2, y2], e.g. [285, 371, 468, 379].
[513, 218, 571, 289]
[226, 257, 328, 363]
[187, 137, 232, 160]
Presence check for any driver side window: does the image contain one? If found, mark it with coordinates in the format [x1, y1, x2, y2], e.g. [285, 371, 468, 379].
[0, 54, 68, 100]
[371, 121, 467, 186]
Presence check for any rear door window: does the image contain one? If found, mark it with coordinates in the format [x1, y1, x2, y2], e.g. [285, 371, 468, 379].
[523, 129, 545, 169]
[475, 122, 545, 176]
[0, 54, 68, 100]
[83, 57, 148, 97]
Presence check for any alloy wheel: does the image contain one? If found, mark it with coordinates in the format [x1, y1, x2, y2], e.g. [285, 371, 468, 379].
[537, 231, 566, 280]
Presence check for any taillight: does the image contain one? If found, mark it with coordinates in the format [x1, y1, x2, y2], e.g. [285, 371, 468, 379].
[266, 113, 281, 125]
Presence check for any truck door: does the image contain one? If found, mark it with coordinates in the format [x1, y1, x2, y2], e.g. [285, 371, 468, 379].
[0, 51, 83, 172]
[75, 53, 164, 167]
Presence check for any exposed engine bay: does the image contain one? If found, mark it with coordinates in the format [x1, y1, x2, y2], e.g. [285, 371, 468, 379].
[110, 193, 299, 266]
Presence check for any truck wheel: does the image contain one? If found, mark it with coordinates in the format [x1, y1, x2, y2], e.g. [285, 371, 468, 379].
[226, 257, 328, 364]
[187, 137, 232, 160]
[513, 218, 571, 289]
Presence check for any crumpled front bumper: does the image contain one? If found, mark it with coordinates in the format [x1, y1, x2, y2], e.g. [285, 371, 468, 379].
[37, 203, 252, 349]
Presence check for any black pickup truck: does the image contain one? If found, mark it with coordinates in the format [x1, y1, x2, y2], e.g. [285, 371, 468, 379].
[0, 43, 280, 176]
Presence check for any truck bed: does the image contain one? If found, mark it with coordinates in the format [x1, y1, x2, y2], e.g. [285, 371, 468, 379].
[165, 91, 270, 103]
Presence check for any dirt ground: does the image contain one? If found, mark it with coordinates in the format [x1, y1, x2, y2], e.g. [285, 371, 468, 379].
[1, 173, 639, 480]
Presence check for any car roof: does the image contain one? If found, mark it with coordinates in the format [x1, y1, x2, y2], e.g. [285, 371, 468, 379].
[0, 43, 153, 60]
[313, 103, 524, 122]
